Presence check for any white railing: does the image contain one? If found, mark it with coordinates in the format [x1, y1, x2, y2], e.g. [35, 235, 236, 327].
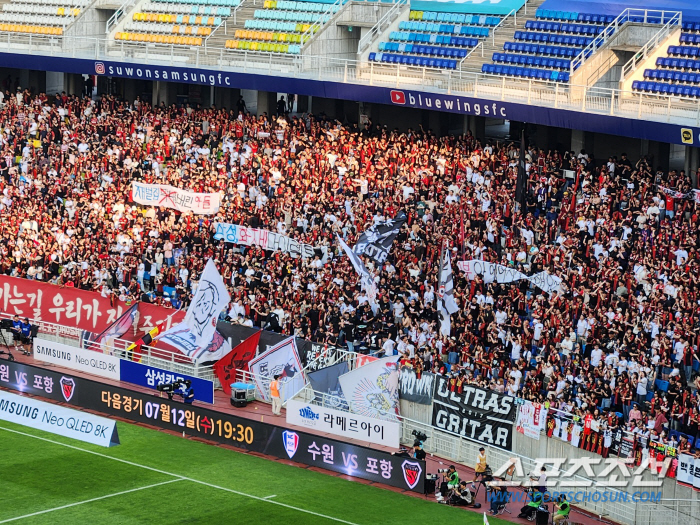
[106, 0, 139, 34]
[357, 0, 407, 54]
[620, 11, 683, 82]
[1, 32, 700, 127]
[490, 8, 516, 47]
[300, 0, 345, 49]
[570, 9, 682, 76]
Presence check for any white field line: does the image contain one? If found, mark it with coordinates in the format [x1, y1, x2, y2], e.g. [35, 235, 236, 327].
[0, 426, 360, 525]
[0, 479, 183, 523]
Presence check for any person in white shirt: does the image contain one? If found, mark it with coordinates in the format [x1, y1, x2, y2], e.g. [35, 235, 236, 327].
[590, 345, 604, 367]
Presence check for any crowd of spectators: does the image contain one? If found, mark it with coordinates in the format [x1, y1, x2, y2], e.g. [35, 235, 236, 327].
[1, 87, 699, 454]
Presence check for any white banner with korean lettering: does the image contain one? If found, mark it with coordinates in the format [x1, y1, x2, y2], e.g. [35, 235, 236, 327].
[0, 390, 120, 447]
[457, 260, 563, 294]
[286, 399, 400, 448]
[213, 223, 324, 260]
[33, 338, 121, 381]
[132, 182, 221, 215]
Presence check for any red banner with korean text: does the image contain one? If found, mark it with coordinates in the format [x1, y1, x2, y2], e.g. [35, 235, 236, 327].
[0, 275, 184, 338]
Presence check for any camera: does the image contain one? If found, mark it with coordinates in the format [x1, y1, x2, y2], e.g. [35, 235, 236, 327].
[411, 429, 428, 443]
[437, 468, 449, 474]
[157, 380, 191, 400]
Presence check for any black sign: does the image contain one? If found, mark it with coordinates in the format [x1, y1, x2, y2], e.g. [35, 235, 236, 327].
[431, 377, 517, 450]
[0, 360, 424, 492]
[354, 211, 407, 264]
[398, 368, 435, 405]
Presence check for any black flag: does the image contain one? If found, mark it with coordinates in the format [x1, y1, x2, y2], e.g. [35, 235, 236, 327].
[353, 211, 407, 264]
[515, 128, 527, 210]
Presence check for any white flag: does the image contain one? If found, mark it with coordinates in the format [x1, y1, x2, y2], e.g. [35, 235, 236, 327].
[437, 247, 459, 336]
[337, 235, 379, 315]
[338, 356, 400, 421]
[483, 512, 490, 525]
[184, 259, 230, 346]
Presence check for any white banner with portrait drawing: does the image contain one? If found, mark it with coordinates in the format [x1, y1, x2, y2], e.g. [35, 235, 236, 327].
[184, 259, 230, 347]
[338, 356, 400, 421]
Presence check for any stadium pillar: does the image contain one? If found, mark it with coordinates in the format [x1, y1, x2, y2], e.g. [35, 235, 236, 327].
[686, 147, 699, 187]
[152, 81, 169, 106]
[297, 95, 309, 113]
[465, 115, 485, 140]
[215, 87, 238, 110]
[46, 72, 65, 96]
[571, 129, 587, 155]
[256, 91, 277, 117]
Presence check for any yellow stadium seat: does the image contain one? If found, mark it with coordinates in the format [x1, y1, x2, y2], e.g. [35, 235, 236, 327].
[132, 12, 138, 21]
[185, 26, 192, 35]
[172, 25, 179, 33]
[57, 7, 64, 15]
[234, 29, 241, 38]
[231, 40, 239, 49]
[182, 15, 189, 24]
[264, 0, 270, 8]
[250, 42, 258, 50]
[195, 16, 202, 25]
[195, 37, 201, 45]
[207, 17, 214, 25]
[114, 32, 121, 39]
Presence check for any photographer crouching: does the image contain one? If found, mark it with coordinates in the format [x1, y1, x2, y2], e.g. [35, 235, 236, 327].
[435, 465, 460, 503]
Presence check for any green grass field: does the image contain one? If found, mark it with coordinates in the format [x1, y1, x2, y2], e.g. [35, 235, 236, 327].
[0, 420, 510, 525]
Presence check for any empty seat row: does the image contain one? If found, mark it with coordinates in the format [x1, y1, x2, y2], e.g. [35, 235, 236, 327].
[409, 11, 500, 26]
[656, 57, 700, 70]
[151, 0, 239, 4]
[132, 13, 221, 25]
[114, 32, 202, 45]
[396, 21, 489, 37]
[233, 29, 310, 43]
[632, 80, 700, 97]
[140, 4, 232, 15]
[3, 5, 80, 16]
[525, 20, 604, 35]
[389, 32, 478, 47]
[645, 69, 700, 83]
[0, 13, 69, 25]
[262, 2, 340, 13]
[378, 41, 469, 58]
[482, 63, 570, 82]
[245, 20, 309, 32]
[369, 51, 458, 69]
[0, 23, 62, 34]
[668, 45, 700, 57]
[682, 22, 700, 32]
[504, 42, 584, 58]
[680, 33, 700, 44]
[254, 9, 330, 23]
[493, 52, 570, 70]
[514, 31, 593, 47]
[125, 22, 213, 35]
[11, 0, 87, 5]
[225, 39, 301, 53]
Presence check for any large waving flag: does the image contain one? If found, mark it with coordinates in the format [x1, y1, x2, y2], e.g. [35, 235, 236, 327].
[338, 356, 400, 421]
[95, 303, 138, 346]
[184, 259, 230, 347]
[437, 246, 459, 336]
[337, 234, 379, 315]
[354, 211, 407, 263]
[248, 337, 306, 403]
[214, 331, 261, 395]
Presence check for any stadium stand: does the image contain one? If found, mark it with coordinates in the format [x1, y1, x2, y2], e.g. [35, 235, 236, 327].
[633, 22, 700, 97]
[367, 10, 500, 70]
[223, 0, 343, 54]
[0, 0, 89, 35]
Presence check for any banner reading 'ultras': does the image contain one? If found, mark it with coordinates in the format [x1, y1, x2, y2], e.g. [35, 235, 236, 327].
[0, 360, 423, 492]
[431, 377, 517, 449]
[33, 338, 120, 381]
[0, 390, 120, 447]
[286, 399, 400, 448]
[132, 182, 221, 215]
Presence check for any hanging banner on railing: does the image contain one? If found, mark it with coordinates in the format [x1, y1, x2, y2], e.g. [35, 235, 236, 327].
[398, 368, 435, 405]
[248, 337, 306, 403]
[33, 338, 121, 381]
[286, 399, 400, 448]
[213, 223, 325, 260]
[119, 359, 214, 404]
[457, 260, 563, 294]
[131, 182, 221, 215]
[431, 376, 517, 449]
[515, 401, 547, 440]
